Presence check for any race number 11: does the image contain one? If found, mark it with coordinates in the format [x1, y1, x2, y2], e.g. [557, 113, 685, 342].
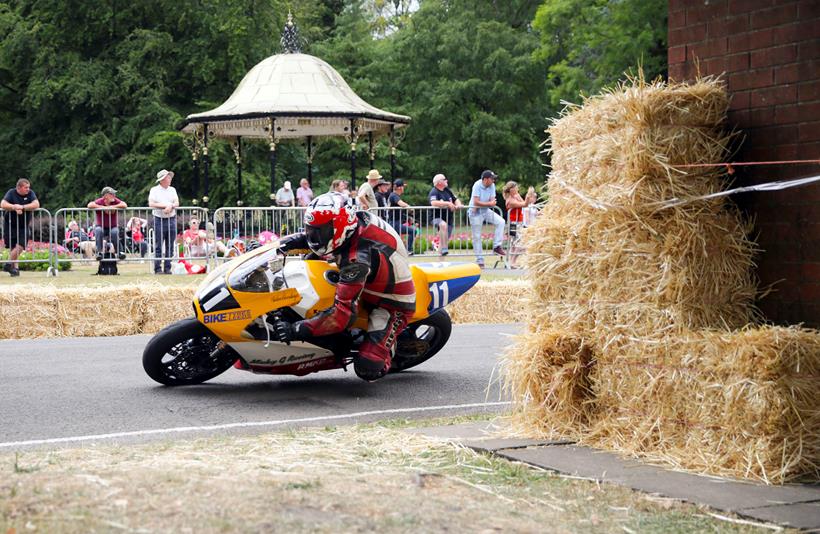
[429, 281, 450, 309]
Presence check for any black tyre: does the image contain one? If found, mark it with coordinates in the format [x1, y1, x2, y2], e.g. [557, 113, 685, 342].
[143, 318, 238, 386]
[390, 310, 452, 373]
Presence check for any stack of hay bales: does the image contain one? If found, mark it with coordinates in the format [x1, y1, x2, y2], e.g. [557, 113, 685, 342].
[503, 77, 820, 484]
[0, 280, 528, 339]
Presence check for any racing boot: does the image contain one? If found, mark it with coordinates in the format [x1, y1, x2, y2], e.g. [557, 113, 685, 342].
[354, 309, 409, 382]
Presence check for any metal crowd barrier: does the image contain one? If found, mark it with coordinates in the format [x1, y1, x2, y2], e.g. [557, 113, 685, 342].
[212, 205, 509, 263]
[2, 202, 536, 277]
[52, 206, 209, 274]
[211, 206, 307, 264]
[378, 205, 507, 261]
[0, 208, 54, 274]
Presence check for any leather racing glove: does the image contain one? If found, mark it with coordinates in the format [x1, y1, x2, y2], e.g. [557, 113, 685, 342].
[273, 319, 303, 344]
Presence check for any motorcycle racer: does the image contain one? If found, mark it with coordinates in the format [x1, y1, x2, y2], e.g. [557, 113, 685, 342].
[273, 192, 415, 381]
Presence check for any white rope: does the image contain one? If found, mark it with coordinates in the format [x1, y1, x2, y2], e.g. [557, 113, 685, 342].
[551, 173, 820, 211]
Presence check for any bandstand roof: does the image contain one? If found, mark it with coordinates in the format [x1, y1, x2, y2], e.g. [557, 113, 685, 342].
[180, 53, 411, 140]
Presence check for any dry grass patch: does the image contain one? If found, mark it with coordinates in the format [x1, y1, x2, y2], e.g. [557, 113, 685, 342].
[1, 423, 771, 533]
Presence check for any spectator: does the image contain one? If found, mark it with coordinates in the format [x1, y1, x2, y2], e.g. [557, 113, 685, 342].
[428, 173, 462, 257]
[64, 220, 94, 258]
[329, 179, 351, 200]
[205, 221, 228, 257]
[375, 179, 390, 217]
[522, 186, 539, 226]
[125, 216, 148, 257]
[357, 169, 381, 210]
[148, 168, 179, 275]
[275, 180, 295, 207]
[1, 178, 39, 276]
[87, 186, 127, 260]
[468, 170, 506, 268]
[182, 218, 213, 257]
[502, 181, 534, 269]
[388, 179, 418, 255]
[296, 178, 314, 207]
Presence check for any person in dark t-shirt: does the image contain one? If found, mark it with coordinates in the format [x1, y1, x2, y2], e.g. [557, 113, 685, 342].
[428, 173, 462, 256]
[1, 178, 40, 276]
[388, 179, 418, 254]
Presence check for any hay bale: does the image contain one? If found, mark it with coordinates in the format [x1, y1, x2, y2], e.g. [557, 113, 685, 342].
[56, 286, 145, 337]
[446, 280, 529, 324]
[138, 285, 197, 334]
[501, 329, 596, 440]
[504, 76, 820, 483]
[0, 280, 526, 340]
[586, 326, 820, 484]
[0, 286, 61, 338]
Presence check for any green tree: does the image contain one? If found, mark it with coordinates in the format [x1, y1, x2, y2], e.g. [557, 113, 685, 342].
[0, 0, 331, 209]
[532, 0, 667, 108]
[312, 0, 548, 197]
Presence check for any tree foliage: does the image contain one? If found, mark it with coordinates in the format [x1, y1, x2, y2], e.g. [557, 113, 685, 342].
[532, 0, 667, 108]
[0, 0, 666, 209]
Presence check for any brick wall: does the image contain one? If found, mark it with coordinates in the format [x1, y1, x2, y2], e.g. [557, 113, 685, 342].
[669, 0, 820, 326]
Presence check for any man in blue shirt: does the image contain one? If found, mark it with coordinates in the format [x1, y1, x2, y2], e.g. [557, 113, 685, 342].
[468, 170, 506, 268]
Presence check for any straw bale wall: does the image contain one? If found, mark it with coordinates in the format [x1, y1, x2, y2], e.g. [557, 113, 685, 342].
[503, 78, 820, 484]
[0, 280, 527, 340]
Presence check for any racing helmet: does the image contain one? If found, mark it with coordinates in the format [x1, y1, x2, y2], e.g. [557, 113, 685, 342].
[303, 192, 358, 255]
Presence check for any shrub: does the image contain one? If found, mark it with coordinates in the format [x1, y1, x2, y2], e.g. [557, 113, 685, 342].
[0, 244, 72, 271]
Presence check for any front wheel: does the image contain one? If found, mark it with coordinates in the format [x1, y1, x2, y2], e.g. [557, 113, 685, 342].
[390, 310, 452, 373]
[143, 318, 238, 386]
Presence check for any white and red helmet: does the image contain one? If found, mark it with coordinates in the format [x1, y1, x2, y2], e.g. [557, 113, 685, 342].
[303, 192, 358, 255]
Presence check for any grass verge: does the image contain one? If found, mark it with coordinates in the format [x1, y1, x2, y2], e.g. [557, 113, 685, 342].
[1, 416, 779, 533]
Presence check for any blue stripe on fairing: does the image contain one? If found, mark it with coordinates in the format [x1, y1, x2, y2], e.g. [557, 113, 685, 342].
[427, 274, 480, 312]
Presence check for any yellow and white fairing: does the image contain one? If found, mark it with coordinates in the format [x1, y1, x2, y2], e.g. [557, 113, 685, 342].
[191, 244, 480, 370]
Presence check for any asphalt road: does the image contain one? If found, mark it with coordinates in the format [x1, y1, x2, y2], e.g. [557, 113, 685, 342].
[0, 323, 518, 450]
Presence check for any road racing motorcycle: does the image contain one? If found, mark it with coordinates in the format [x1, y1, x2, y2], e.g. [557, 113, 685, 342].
[142, 244, 480, 385]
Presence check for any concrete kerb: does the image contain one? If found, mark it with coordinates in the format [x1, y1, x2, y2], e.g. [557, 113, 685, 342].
[407, 422, 820, 531]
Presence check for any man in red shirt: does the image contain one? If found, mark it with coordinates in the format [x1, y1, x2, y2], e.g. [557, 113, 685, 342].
[275, 192, 415, 381]
[87, 186, 127, 260]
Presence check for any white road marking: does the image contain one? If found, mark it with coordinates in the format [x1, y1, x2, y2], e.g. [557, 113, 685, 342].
[0, 401, 511, 449]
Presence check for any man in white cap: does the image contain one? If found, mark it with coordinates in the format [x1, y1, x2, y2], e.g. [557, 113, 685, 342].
[428, 173, 462, 256]
[148, 169, 179, 274]
[357, 169, 381, 210]
[275, 180, 295, 207]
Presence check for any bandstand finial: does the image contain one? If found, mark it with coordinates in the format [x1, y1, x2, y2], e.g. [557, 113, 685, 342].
[280, 11, 301, 54]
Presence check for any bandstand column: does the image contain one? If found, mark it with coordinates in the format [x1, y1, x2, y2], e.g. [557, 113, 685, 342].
[306, 135, 313, 186]
[349, 118, 358, 190]
[389, 125, 397, 182]
[202, 124, 210, 206]
[269, 117, 277, 206]
[368, 132, 375, 170]
[233, 136, 243, 206]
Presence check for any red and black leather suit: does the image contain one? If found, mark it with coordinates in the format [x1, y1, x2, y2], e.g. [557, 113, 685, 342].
[278, 211, 415, 379]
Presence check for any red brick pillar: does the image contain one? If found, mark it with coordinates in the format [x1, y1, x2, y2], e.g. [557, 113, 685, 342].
[668, 0, 820, 326]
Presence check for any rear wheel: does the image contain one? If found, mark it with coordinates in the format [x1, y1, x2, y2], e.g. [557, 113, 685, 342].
[390, 310, 452, 373]
[143, 318, 238, 386]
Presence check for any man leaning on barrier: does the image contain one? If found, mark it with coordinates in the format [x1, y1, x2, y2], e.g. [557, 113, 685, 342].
[468, 170, 506, 269]
[87, 186, 127, 261]
[1, 178, 39, 277]
[148, 169, 179, 275]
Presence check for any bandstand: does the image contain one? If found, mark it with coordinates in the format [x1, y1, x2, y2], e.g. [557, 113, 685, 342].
[179, 14, 411, 207]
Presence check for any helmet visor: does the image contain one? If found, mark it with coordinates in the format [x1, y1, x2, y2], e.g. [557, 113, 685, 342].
[305, 223, 334, 254]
